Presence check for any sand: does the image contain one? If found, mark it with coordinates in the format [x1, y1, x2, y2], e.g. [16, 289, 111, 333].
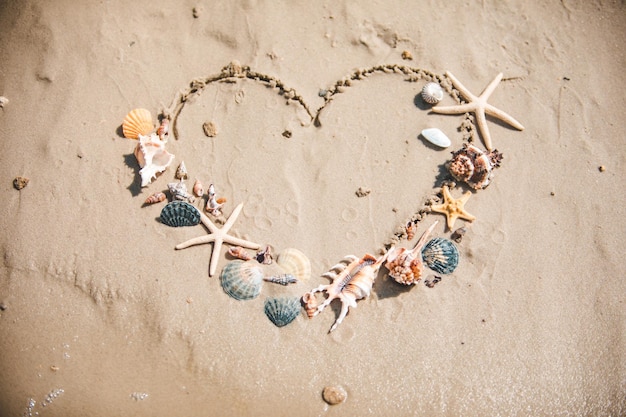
[1, 1, 625, 415]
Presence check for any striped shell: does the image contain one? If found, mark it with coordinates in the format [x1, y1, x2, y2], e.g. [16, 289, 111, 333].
[421, 238, 459, 274]
[160, 201, 201, 227]
[144, 192, 166, 205]
[220, 260, 264, 301]
[264, 297, 301, 327]
[122, 108, 154, 139]
[276, 248, 311, 282]
[421, 82, 444, 105]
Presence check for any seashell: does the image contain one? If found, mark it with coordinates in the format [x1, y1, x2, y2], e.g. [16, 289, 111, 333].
[406, 221, 415, 241]
[264, 297, 301, 327]
[157, 118, 170, 140]
[192, 179, 204, 197]
[451, 227, 467, 243]
[421, 237, 459, 275]
[276, 248, 311, 282]
[144, 192, 166, 205]
[421, 128, 451, 148]
[228, 246, 253, 261]
[220, 260, 264, 301]
[134, 133, 175, 187]
[175, 161, 188, 180]
[205, 183, 225, 216]
[301, 292, 318, 318]
[168, 180, 194, 202]
[447, 144, 503, 190]
[160, 201, 201, 227]
[385, 222, 437, 285]
[122, 108, 154, 139]
[256, 245, 273, 265]
[421, 82, 444, 105]
[263, 274, 297, 286]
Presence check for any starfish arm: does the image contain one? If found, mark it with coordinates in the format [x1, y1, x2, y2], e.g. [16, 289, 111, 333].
[430, 102, 476, 115]
[199, 212, 219, 233]
[484, 104, 525, 131]
[446, 71, 478, 102]
[458, 211, 476, 222]
[208, 239, 223, 277]
[474, 108, 493, 151]
[445, 213, 458, 230]
[222, 203, 244, 231]
[175, 234, 215, 249]
[479, 73, 503, 100]
[222, 235, 262, 250]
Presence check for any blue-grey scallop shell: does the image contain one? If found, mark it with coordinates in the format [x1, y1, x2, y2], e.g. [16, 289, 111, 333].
[264, 297, 301, 327]
[421, 238, 459, 274]
[160, 201, 201, 227]
[220, 260, 264, 301]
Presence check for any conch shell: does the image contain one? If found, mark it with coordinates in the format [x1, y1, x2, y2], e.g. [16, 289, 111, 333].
[447, 144, 503, 190]
[133, 133, 175, 187]
[385, 221, 437, 285]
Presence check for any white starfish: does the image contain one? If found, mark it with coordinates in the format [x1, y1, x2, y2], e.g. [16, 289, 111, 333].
[431, 71, 524, 150]
[175, 203, 261, 277]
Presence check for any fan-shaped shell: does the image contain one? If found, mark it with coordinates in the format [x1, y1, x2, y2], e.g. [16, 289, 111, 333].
[421, 82, 444, 104]
[264, 297, 301, 327]
[122, 108, 154, 139]
[421, 238, 459, 274]
[276, 248, 311, 282]
[160, 201, 201, 227]
[220, 260, 264, 301]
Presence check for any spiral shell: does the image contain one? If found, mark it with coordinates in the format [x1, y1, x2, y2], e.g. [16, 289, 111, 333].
[160, 201, 201, 227]
[122, 108, 154, 139]
[276, 248, 311, 282]
[264, 297, 301, 327]
[192, 179, 204, 197]
[421, 238, 459, 274]
[157, 118, 170, 140]
[220, 260, 264, 301]
[447, 144, 503, 190]
[421, 82, 444, 105]
[175, 161, 188, 180]
[301, 292, 318, 318]
[144, 192, 166, 205]
[228, 246, 253, 261]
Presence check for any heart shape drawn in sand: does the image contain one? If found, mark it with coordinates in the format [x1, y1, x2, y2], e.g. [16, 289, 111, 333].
[123, 61, 516, 331]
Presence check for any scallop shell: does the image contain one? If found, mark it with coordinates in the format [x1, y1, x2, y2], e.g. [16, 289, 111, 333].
[276, 248, 311, 282]
[421, 82, 444, 105]
[160, 201, 201, 227]
[421, 128, 451, 148]
[220, 260, 264, 301]
[421, 238, 459, 274]
[134, 133, 175, 187]
[122, 108, 154, 139]
[264, 297, 301, 327]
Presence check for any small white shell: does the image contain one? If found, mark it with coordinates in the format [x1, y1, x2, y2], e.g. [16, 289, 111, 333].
[421, 82, 444, 104]
[421, 128, 451, 148]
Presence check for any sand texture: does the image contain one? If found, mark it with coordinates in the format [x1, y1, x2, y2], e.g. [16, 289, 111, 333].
[1, 1, 625, 416]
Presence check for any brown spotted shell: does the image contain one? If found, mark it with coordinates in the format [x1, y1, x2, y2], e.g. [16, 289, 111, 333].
[122, 108, 154, 139]
[447, 144, 503, 190]
[385, 247, 424, 285]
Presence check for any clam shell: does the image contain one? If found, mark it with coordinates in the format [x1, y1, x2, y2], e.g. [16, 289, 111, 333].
[421, 238, 459, 274]
[421, 128, 451, 148]
[276, 248, 311, 282]
[421, 82, 444, 105]
[264, 297, 301, 327]
[122, 108, 154, 139]
[220, 260, 264, 301]
[160, 201, 201, 227]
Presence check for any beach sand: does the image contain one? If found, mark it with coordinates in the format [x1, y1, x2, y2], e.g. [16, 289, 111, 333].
[0, 1, 625, 415]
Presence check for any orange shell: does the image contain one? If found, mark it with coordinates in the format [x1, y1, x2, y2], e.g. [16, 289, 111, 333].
[122, 108, 154, 139]
[301, 292, 318, 318]
[144, 192, 166, 205]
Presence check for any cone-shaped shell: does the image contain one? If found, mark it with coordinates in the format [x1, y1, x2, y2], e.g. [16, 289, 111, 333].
[123, 108, 154, 139]
[421, 238, 459, 274]
[264, 297, 301, 327]
[276, 248, 311, 282]
[220, 260, 264, 301]
[160, 201, 201, 227]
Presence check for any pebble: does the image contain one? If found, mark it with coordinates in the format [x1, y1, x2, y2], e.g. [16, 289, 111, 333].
[322, 385, 347, 405]
[598, 165, 606, 172]
[202, 121, 218, 137]
[355, 187, 371, 197]
[0, 96, 8, 108]
[13, 176, 29, 190]
[401, 50, 413, 60]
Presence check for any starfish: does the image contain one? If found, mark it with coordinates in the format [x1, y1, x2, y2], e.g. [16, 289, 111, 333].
[430, 185, 476, 230]
[175, 203, 261, 277]
[431, 71, 524, 151]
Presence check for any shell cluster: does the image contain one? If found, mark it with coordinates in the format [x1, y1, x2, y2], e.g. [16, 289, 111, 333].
[447, 144, 503, 190]
[264, 297, 301, 327]
[220, 260, 264, 301]
[160, 201, 201, 227]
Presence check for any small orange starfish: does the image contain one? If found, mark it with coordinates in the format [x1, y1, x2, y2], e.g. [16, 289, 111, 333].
[430, 185, 476, 230]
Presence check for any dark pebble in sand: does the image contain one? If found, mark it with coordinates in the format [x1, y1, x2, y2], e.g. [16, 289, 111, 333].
[322, 385, 347, 405]
[13, 176, 29, 190]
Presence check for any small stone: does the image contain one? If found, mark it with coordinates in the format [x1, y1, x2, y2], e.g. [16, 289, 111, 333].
[192, 6, 202, 18]
[355, 187, 371, 197]
[282, 130, 292, 138]
[13, 176, 29, 190]
[322, 385, 347, 405]
[50, 365, 59, 372]
[203, 121, 218, 137]
[598, 165, 606, 172]
[401, 50, 413, 60]
[0, 302, 6, 311]
[550, 191, 555, 196]
[0, 96, 8, 108]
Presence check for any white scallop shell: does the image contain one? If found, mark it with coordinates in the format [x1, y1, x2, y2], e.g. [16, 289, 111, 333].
[421, 82, 444, 104]
[134, 133, 175, 187]
[421, 128, 451, 148]
[276, 248, 311, 282]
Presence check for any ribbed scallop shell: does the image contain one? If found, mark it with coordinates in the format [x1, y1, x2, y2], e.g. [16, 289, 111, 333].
[264, 297, 301, 327]
[421, 238, 459, 274]
[160, 201, 201, 227]
[122, 108, 154, 139]
[421, 82, 444, 104]
[276, 248, 311, 282]
[220, 260, 264, 301]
